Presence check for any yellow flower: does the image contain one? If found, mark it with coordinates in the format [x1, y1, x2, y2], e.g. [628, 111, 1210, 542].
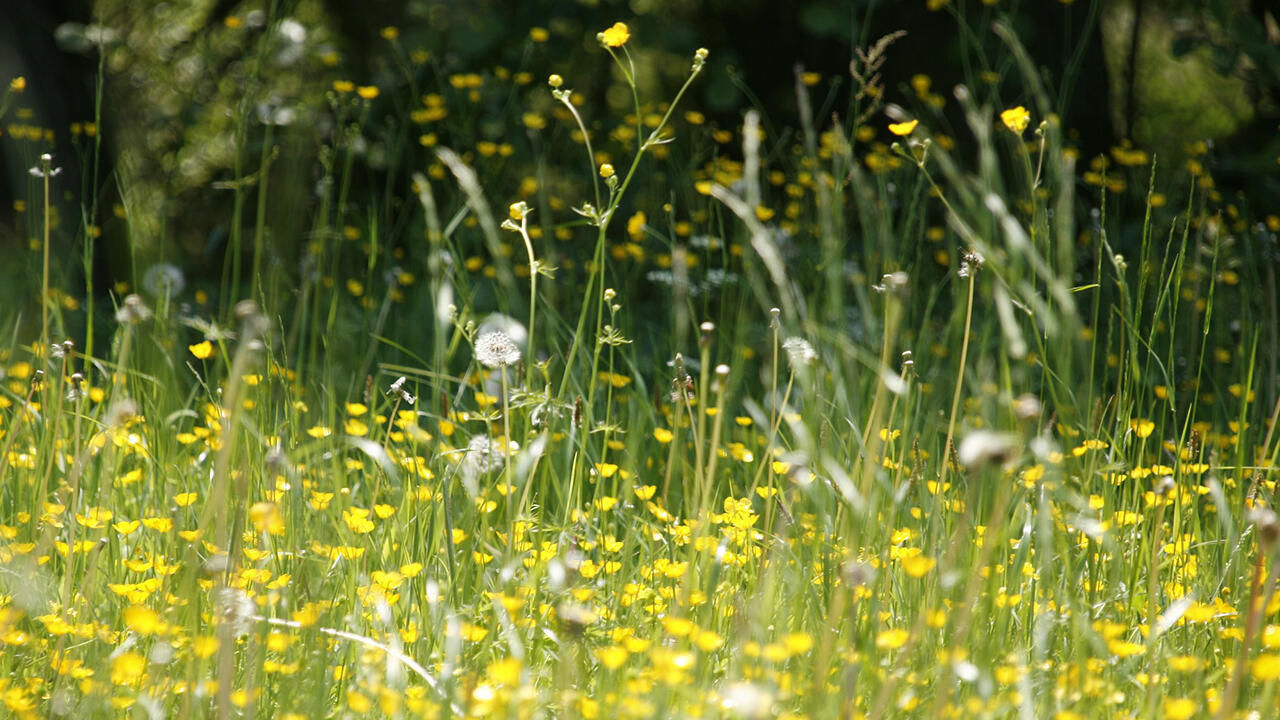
[1254, 653, 1280, 680]
[1000, 106, 1031, 133]
[694, 629, 724, 651]
[600, 22, 630, 48]
[343, 508, 375, 534]
[662, 616, 694, 636]
[193, 635, 219, 658]
[548, 74, 563, 88]
[189, 340, 213, 359]
[875, 628, 909, 650]
[1130, 418, 1155, 438]
[356, 85, 379, 100]
[596, 645, 630, 670]
[1163, 698, 1197, 720]
[599, 163, 615, 179]
[783, 632, 813, 654]
[111, 651, 146, 685]
[1107, 639, 1144, 657]
[900, 554, 937, 578]
[306, 425, 332, 439]
[888, 119, 919, 136]
[249, 502, 285, 536]
[123, 605, 162, 635]
[10, 77, 26, 92]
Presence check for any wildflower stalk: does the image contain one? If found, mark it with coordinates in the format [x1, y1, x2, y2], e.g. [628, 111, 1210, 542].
[35, 347, 73, 523]
[555, 50, 705, 405]
[750, 370, 794, 494]
[856, 284, 904, 502]
[670, 353, 704, 510]
[501, 369, 515, 554]
[595, 293, 622, 499]
[604, 46, 643, 144]
[695, 325, 713, 495]
[701, 365, 730, 517]
[1214, 523, 1279, 720]
[40, 153, 52, 357]
[938, 263, 977, 489]
[441, 463, 461, 606]
[516, 210, 539, 385]
[1143, 487, 1170, 718]
[371, 392, 405, 509]
[749, 309, 783, 501]
[551, 86, 601, 212]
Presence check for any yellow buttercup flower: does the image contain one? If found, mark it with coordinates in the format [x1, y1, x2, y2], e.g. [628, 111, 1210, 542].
[888, 119, 919, 136]
[1000, 105, 1031, 133]
[876, 628, 909, 650]
[189, 340, 213, 359]
[1130, 418, 1155, 438]
[600, 22, 630, 48]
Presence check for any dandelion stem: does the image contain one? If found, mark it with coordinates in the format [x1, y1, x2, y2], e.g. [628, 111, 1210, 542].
[41, 156, 51, 357]
[938, 266, 976, 489]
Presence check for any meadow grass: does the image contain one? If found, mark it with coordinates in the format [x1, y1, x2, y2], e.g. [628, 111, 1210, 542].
[1, 11, 1279, 720]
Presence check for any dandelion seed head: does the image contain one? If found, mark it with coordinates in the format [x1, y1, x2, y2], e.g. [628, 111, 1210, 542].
[719, 682, 774, 718]
[872, 271, 909, 294]
[105, 398, 140, 427]
[66, 372, 85, 402]
[115, 294, 152, 325]
[1012, 394, 1042, 421]
[475, 330, 520, 369]
[842, 559, 876, 588]
[957, 430, 1018, 470]
[215, 587, 256, 637]
[464, 435, 505, 475]
[1250, 506, 1279, 545]
[782, 337, 817, 366]
[142, 262, 186, 299]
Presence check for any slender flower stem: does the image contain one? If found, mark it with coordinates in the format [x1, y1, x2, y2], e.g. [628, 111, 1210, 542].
[41, 154, 52, 358]
[939, 267, 977, 489]
[515, 212, 538, 385]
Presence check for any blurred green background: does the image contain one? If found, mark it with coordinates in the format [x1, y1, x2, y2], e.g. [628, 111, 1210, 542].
[1, 0, 1277, 345]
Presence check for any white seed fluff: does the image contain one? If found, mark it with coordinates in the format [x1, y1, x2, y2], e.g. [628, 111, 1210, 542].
[464, 435, 505, 475]
[475, 330, 521, 369]
[782, 337, 817, 366]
